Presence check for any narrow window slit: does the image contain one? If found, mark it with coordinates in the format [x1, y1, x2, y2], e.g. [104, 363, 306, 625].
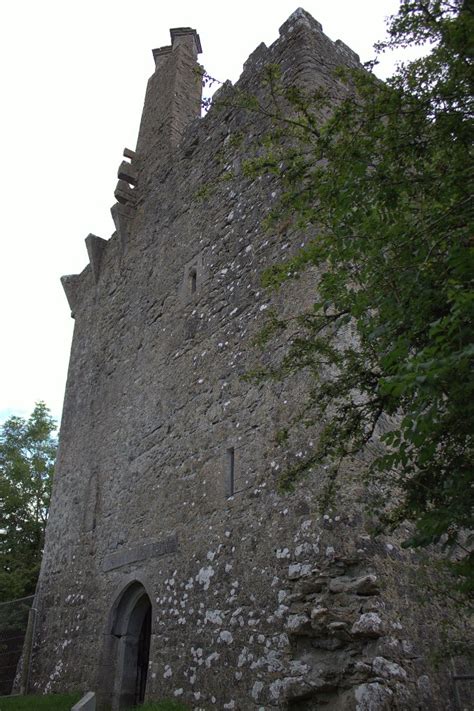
[226, 447, 235, 497]
[189, 267, 197, 293]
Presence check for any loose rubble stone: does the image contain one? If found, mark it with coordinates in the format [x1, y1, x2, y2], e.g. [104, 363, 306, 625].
[351, 613, 385, 638]
[355, 682, 394, 711]
[285, 614, 311, 634]
[372, 656, 407, 681]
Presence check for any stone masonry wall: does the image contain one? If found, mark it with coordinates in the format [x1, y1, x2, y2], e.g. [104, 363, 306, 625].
[30, 9, 465, 711]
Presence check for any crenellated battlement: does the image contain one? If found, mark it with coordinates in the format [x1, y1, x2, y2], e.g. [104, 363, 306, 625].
[61, 27, 204, 313]
[60, 12, 364, 320]
[59, 9, 367, 321]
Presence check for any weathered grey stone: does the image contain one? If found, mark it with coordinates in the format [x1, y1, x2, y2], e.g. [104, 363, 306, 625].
[170, 27, 202, 54]
[114, 179, 135, 205]
[110, 202, 133, 249]
[288, 562, 312, 579]
[102, 535, 178, 572]
[60, 274, 83, 318]
[296, 573, 328, 595]
[251, 680, 264, 700]
[372, 656, 407, 681]
[85, 234, 107, 284]
[310, 605, 329, 621]
[335, 38, 361, 66]
[279, 7, 323, 36]
[117, 160, 138, 186]
[285, 613, 311, 634]
[71, 692, 96, 711]
[354, 682, 393, 711]
[28, 9, 468, 711]
[152, 45, 172, 68]
[269, 676, 314, 701]
[329, 574, 379, 595]
[351, 613, 385, 638]
[123, 147, 136, 161]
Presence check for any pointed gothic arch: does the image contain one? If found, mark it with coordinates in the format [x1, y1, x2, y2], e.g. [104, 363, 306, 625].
[101, 580, 153, 710]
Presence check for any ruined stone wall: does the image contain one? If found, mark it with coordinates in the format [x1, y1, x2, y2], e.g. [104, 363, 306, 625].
[30, 9, 465, 711]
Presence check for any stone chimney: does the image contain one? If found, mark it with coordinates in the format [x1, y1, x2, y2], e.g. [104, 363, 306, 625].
[135, 27, 202, 180]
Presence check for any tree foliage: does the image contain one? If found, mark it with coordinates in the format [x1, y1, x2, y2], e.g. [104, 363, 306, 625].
[243, 1, 473, 590]
[0, 403, 57, 602]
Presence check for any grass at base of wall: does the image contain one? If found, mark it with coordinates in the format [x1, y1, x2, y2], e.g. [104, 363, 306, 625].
[126, 702, 188, 711]
[0, 695, 188, 711]
[0, 694, 81, 711]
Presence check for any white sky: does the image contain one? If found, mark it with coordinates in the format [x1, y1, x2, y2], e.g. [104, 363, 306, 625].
[0, 0, 406, 425]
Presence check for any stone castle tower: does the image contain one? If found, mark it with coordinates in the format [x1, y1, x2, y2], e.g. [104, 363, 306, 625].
[29, 9, 465, 710]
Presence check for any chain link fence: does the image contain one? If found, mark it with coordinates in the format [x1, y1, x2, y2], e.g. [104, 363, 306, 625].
[0, 595, 35, 696]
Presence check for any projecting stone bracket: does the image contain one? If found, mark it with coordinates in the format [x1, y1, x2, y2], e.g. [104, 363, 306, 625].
[110, 147, 138, 249]
[114, 179, 136, 206]
[85, 233, 108, 284]
[111, 202, 134, 250]
[117, 160, 138, 186]
[60, 274, 82, 318]
[114, 146, 138, 211]
[123, 147, 136, 161]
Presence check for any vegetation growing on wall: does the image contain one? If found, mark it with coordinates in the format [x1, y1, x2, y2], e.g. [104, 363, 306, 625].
[240, 0, 473, 592]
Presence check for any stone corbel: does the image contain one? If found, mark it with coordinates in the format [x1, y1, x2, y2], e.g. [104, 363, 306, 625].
[114, 179, 136, 206]
[85, 233, 108, 284]
[61, 274, 82, 318]
[117, 160, 138, 186]
[111, 202, 134, 251]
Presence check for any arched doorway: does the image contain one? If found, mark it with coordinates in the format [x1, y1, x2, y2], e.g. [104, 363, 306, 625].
[109, 581, 152, 709]
[135, 603, 151, 704]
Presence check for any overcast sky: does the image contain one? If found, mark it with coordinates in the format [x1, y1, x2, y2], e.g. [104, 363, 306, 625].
[0, 0, 408, 426]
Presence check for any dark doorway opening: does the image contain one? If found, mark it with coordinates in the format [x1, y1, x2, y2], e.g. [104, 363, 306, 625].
[108, 582, 153, 710]
[135, 604, 151, 705]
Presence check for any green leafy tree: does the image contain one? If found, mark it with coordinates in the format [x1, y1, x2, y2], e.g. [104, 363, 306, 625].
[242, 1, 473, 589]
[0, 403, 57, 601]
